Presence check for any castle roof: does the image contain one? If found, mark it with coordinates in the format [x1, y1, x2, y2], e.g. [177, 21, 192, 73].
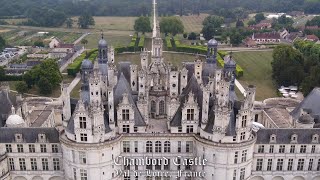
[0, 128, 59, 143]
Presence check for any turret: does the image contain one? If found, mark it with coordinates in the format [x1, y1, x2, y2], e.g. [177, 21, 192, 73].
[207, 38, 218, 64]
[194, 59, 203, 84]
[61, 83, 71, 127]
[130, 65, 138, 91]
[169, 71, 179, 97]
[180, 66, 188, 93]
[140, 48, 149, 70]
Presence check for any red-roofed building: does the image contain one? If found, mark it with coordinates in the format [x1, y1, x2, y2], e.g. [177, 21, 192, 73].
[305, 35, 319, 42]
[248, 22, 272, 30]
[252, 32, 281, 44]
[305, 26, 320, 30]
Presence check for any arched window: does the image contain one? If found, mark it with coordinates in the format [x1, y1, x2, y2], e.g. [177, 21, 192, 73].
[164, 141, 170, 153]
[155, 141, 161, 153]
[151, 101, 156, 113]
[159, 100, 165, 115]
[146, 141, 152, 153]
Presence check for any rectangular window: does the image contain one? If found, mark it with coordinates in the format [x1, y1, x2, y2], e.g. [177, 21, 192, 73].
[300, 145, 306, 153]
[178, 141, 181, 153]
[146, 141, 152, 153]
[186, 125, 193, 133]
[52, 144, 59, 153]
[80, 169, 87, 180]
[279, 145, 285, 153]
[288, 159, 293, 171]
[240, 132, 245, 141]
[234, 151, 238, 164]
[17, 144, 23, 153]
[134, 126, 138, 132]
[267, 159, 272, 171]
[155, 159, 161, 170]
[123, 141, 130, 153]
[19, 158, 26, 171]
[240, 168, 245, 180]
[241, 150, 247, 163]
[177, 158, 181, 170]
[164, 141, 170, 153]
[164, 160, 170, 170]
[241, 115, 247, 128]
[80, 133, 87, 142]
[258, 145, 264, 153]
[79, 152, 87, 164]
[187, 109, 194, 121]
[269, 145, 274, 153]
[134, 141, 138, 153]
[42, 158, 49, 171]
[79, 117, 87, 129]
[185, 159, 191, 170]
[122, 109, 130, 120]
[290, 145, 295, 153]
[40, 144, 47, 153]
[178, 126, 182, 132]
[9, 158, 14, 170]
[186, 141, 193, 153]
[308, 159, 314, 171]
[277, 159, 284, 171]
[6, 144, 12, 153]
[297, 159, 304, 171]
[317, 159, 320, 171]
[233, 170, 237, 180]
[123, 125, 130, 133]
[29, 144, 35, 153]
[30, 158, 37, 171]
[311, 145, 316, 153]
[256, 159, 263, 171]
[73, 168, 77, 180]
[146, 164, 152, 170]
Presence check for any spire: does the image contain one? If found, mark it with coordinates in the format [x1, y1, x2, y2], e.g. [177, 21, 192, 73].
[152, 0, 159, 38]
[101, 30, 104, 39]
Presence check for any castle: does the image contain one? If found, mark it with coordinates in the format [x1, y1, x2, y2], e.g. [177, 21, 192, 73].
[0, 1, 320, 180]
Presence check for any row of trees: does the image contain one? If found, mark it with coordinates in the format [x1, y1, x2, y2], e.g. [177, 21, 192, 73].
[0, 36, 5, 51]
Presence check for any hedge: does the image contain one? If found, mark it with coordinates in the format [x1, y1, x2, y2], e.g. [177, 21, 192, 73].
[0, 75, 23, 81]
[67, 49, 98, 76]
[138, 35, 145, 51]
[128, 33, 138, 52]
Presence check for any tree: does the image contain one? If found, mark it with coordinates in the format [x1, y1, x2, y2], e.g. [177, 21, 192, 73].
[27, 7, 66, 27]
[15, 81, 28, 95]
[254, 13, 265, 23]
[160, 17, 184, 36]
[66, 18, 73, 28]
[230, 31, 243, 46]
[134, 16, 151, 34]
[0, 66, 5, 80]
[236, 19, 244, 27]
[38, 77, 53, 95]
[0, 36, 5, 51]
[183, 32, 188, 39]
[203, 15, 224, 28]
[188, 32, 197, 40]
[78, 13, 95, 29]
[202, 24, 215, 40]
[80, 38, 88, 49]
[247, 20, 256, 26]
[34, 41, 45, 47]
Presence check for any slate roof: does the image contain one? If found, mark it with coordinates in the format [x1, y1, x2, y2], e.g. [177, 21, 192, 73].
[0, 127, 59, 143]
[0, 90, 16, 127]
[290, 87, 320, 123]
[118, 62, 131, 83]
[256, 128, 320, 144]
[113, 73, 146, 127]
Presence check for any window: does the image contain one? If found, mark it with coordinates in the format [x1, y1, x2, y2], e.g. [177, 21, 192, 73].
[159, 100, 165, 115]
[27, 144, 35, 153]
[178, 126, 182, 132]
[267, 159, 272, 171]
[256, 159, 263, 171]
[19, 158, 26, 171]
[146, 141, 152, 153]
[6, 144, 12, 153]
[288, 159, 293, 171]
[276, 159, 283, 171]
[155, 141, 161, 153]
[30, 158, 37, 170]
[300, 145, 306, 153]
[241, 115, 247, 128]
[79, 117, 87, 129]
[178, 141, 181, 153]
[177, 158, 181, 170]
[42, 158, 49, 171]
[134, 126, 138, 132]
[297, 159, 304, 171]
[134, 141, 138, 153]
[122, 109, 130, 120]
[164, 141, 170, 153]
[155, 159, 161, 170]
[290, 145, 295, 153]
[185, 159, 191, 170]
[17, 144, 23, 153]
[240, 168, 245, 180]
[80, 133, 87, 142]
[258, 145, 264, 153]
[187, 109, 195, 121]
[146, 163, 152, 170]
[233, 170, 237, 180]
[80, 169, 87, 180]
[234, 151, 238, 164]
[123, 141, 130, 153]
[308, 159, 313, 171]
[164, 160, 170, 170]
[240, 132, 245, 140]
[73, 168, 77, 180]
[123, 125, 130, 133]
[317, 159, 320, 171]
[124, 163, 130, 170]
[52, 144, 59, 153]
[279, 145, 285, 153]
[186, 125, 193, 133]
[79, 152, 86, 164]
[254, 114, 259, 122]
[311, 145, 316, 153]
[9, 158, 14, 170]
[151, 101, 156, 113]
[186, 141, 193, 153]
[241, 150, 247, 162]
[269, 145, 274, 153]
[40, 144, 47, 153]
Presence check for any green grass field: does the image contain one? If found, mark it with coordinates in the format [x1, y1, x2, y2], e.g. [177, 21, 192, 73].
[233, 51, 277, 101]
[177, 13, 209, 33]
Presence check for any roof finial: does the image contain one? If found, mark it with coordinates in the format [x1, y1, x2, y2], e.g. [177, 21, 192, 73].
[11, 105, 15, 115]
[101, 30, 104, 39]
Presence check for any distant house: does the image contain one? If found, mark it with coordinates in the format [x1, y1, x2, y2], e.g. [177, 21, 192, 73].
[305, 35, 319, 42]
[287, 32, 302, 43]
[279, 29, 289, 39]
[248, 22, 272, 30]
[305, 26, 320, 31]
[49, 37, 62, 49]
[244, 37, 257, 48]
[252, 32, 281, 44]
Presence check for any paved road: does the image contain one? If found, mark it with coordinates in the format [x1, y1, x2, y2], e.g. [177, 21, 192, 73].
[73, 33, 89, 44]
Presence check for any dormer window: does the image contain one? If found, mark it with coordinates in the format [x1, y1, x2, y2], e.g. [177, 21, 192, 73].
[291, 134, 298, 143]
[15, 134, 22, 142]
[270, 134, 276, 143]
[38, 134, 46, 142]
[187, 109, 195, 121]
[122, 109, 130, 121]
[312, 134, 319, 143]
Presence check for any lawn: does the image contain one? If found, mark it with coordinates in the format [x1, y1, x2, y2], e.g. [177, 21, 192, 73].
[177, 13, 209, 33]
[81, 31, 133, 49]
[233, 51, 277, 101]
